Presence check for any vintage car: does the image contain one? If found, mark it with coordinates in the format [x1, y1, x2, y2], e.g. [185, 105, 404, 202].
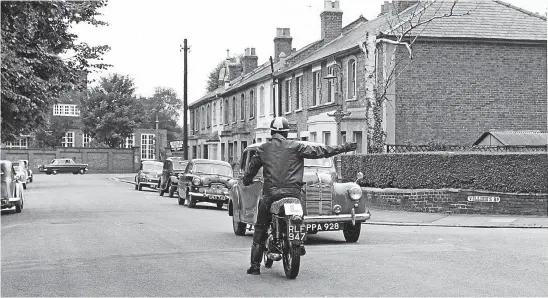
[12, 161, 29, 189]
[158, 157, 189, 197]
[229, 141, 371, 243]
[134, 160, 163, 191]
[176, 159, 235, 209]
[1, 160, 24, 213]
[38, 158, 89, 175]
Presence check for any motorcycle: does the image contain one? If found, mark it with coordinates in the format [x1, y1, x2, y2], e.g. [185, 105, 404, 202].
[263, 197, 307, 279]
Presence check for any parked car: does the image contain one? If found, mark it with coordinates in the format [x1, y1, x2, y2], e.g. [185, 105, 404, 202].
[11, 161, 28, 189]
[1, 160, 24, 213]
[134, 160, 163, 191]
[229, 141, 371, 243]
[158, 157, 189, 197]
[38, 158, 89, 175]
[177, 159, 235, 209]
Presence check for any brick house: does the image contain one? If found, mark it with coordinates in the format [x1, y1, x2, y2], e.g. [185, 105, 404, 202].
[188, 0, 546, 159]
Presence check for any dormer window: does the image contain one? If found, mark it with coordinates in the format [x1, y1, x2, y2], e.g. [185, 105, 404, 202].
[53, 104, 80, 116]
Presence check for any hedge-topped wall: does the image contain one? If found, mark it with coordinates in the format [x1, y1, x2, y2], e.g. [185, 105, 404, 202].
[341, 152, 548, 194]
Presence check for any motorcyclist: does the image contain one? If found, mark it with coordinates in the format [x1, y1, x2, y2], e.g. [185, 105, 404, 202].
[242, 116, 357, 275]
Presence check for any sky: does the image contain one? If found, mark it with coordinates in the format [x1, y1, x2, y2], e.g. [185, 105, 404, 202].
[73, 0, 547, 108]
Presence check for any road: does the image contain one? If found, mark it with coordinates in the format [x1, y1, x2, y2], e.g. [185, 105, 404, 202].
[2, 174, 548, 297]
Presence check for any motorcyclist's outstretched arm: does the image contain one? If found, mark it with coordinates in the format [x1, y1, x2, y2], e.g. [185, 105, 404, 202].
[297, 142, 356, 159]
[242, 153, 263, 186]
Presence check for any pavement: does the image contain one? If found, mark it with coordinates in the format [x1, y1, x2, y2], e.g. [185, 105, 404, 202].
[111, 174, 548, 229]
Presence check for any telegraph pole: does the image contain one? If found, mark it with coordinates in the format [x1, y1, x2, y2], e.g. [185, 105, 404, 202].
[181, 39, 189, 160]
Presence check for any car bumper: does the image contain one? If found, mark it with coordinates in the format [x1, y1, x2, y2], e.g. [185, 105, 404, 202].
[139, 180, 159, 187]
[303, 211, 371, 224]
[1, 197, 21, 209]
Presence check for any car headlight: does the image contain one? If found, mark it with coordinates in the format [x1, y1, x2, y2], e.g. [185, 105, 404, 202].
[192, 177, 201, 186]
[348, 186, 362, 201]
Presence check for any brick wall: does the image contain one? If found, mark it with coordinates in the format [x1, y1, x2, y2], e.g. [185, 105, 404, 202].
[395, 40, 547, 145]
[1, 147, 140, 173]
[363, 187, 548, 216]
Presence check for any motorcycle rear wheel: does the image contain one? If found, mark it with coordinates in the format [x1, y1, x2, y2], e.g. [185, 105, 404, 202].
[282, 240, 301, 279]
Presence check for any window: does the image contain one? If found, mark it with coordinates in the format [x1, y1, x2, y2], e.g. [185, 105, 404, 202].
[53, 104, 80, 116]
[240, 93, 245, 121]
[5, 137, 29, 149]
[83, 134, 91, 147]
[224, 99, 229, 125]
[190, 111, 194, 133]
[353, 131, 363, 153]
[211, 102, 217, 126]
[219, 101, 222, 125]
[327, 66, 335, 103]
[284, 79, 292, 113]
[121, 133, 134, 148]
[271, 86, 276, 116]
[259, 87, 265, 116]
[232, 96, 236, 122]
[208, 104, 211, 128]
[141, 133, 155, 160]
[341, 131, 347, 143]
[249, 90, 255, 119]
[348, 59, 357, 99]
[313, 71, 321, 106]
[322, 131, 331, 146]
[310, 132, 317, 142]
[296, 76, 302, 110]
[62, 132, 74, 147]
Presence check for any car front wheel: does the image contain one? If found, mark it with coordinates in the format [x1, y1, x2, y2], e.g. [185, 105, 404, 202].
[232, 214, 246, 236]
[343, 223, 361, 243]
[169, 185, 176, 198]
[186, 191, 196, 208]
[138, 183, 143, 191]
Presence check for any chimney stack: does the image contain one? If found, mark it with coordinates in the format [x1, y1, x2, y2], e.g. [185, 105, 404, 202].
[273, 28, 292, 63]
[320, 0, 343, 43]
[227, 57, 242, 80]
[242, 48, 258, 75]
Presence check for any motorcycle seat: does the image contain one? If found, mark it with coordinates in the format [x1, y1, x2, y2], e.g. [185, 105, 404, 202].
[270, 197, 301, 215]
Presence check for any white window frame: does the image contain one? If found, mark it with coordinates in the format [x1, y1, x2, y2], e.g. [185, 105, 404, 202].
[322, 131, 331, 146]
[141, 133, 156, 160]
[249, 89, 255, 119]
[284, 79, 292, 114]
[259, 86, 265, 116]
[213, 102, 217, 126]
[347, 57, 357, 100]
[62, 131, 74, 148]
[327, 65, 335, 104]
[53, 104, 80, 117]
[5, 137, 29, 149]
[83, 134, 91, 147]
[120, 133, 134, 148]
[295, 75, 303, 111]
[312, 71, 321, 107]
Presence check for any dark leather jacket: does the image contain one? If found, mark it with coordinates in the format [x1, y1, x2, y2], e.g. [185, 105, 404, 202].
[242, 133, 354, 199]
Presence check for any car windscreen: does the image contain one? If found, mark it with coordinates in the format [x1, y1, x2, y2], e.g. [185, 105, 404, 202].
[173, 162, 188, 171]
[142, 163, 163, 172]
[304, 158, 333, 168]
[194, 163, 233, 177]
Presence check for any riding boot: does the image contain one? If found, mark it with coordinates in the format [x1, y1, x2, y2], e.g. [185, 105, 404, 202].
[247, 224, 268, 275]
[247, 243, 263, 275]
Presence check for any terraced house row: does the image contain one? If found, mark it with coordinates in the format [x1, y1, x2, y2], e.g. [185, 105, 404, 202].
[187, 0, 547, 165]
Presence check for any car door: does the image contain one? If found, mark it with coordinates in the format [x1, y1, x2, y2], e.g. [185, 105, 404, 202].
[178, 161, 193, 196]
[236, 148, 263, 224]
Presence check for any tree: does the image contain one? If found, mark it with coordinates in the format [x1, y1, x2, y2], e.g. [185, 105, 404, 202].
[80, 74, 144, 148]
[358, 0, 478, 153]
[1, 1, 111, 143]
[140, 87, 184, 142]
[205, 54, 243, 93]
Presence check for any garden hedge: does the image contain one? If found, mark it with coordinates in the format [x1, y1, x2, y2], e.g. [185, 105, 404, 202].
[341, 152, 548, 193]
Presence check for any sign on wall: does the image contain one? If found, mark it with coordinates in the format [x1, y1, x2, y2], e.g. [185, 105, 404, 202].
[467, 196, 501, 203]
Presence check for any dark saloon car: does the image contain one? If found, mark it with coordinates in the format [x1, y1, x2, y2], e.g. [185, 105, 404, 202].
[134, 160, 163, 191]
[1, 160, 24, 213]
[38, 158, 89, 175]
[158, 157, 189, 197]
[176, 159, 235, 209]
[229, 142, 370, 242]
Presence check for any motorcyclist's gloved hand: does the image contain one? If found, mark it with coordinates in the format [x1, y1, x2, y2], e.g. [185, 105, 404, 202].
[345, 142, 358, 152]
[242, 176, 252, 186]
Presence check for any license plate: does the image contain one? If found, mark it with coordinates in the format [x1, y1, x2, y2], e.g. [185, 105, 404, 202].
[288, 224, 307, 242]
[209, 195, 225, 201]
[306, 222, 342, 232]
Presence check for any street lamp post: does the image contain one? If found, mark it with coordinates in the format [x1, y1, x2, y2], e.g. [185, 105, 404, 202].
[324, 61, 351, 182]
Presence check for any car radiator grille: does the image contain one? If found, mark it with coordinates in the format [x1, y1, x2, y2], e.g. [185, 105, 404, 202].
[304, 185, 333, 215]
